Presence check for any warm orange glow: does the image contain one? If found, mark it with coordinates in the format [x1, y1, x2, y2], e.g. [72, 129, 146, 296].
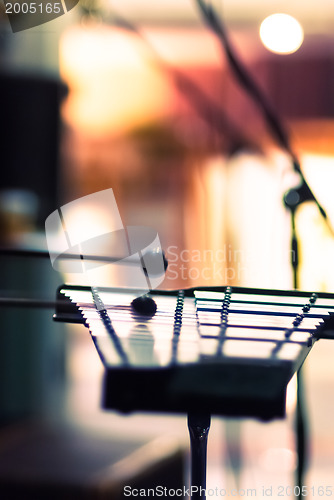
[142, 27, 223, 67]
[286, 373, 297, 413]
[295, 153, 334, 292]
[226, 152, 293, 289]
[60, 24, 171, 135]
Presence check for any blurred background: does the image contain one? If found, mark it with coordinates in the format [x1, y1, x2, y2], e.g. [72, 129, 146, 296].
[1, 0, 334, 497]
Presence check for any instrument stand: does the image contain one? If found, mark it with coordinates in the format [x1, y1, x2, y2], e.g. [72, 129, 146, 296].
[296, 369, 307, 497]
[284, 193, 308, 498]
[292, 203, 308, 497]
[188, 413, 211, 499]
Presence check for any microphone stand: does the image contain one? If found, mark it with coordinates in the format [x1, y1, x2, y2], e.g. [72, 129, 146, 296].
[192, 2, 334, 494]
[283, 174, 328, 498]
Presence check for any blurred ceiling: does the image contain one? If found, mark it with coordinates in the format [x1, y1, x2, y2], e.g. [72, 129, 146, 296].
[107, 0, 334, 35]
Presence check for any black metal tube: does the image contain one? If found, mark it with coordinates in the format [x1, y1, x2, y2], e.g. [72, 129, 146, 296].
[187, 413, 211, 500]
[0, 247, 134, 264]
[0, 297, 57, 308]
[296, 370, 308, 499]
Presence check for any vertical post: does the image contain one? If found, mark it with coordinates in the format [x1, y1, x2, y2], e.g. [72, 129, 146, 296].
[187, 413, 211, 500]
[296, 369, 308, 498]
[284, 193, 309, 498]
[290, 210, 299, 290]
[290, 210, 308, 497]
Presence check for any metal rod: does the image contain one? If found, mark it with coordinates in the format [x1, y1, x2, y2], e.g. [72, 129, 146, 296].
[289, 211, 308, 498]
[296, 370, 308, 499]
[0, 247, 139, 264]
[188, 413, 211, 500]
[0, 297, 57, 308]
[0, 296, 92, 312]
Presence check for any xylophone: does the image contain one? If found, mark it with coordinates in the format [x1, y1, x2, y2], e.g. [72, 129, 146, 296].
[54, 285, 334, 421]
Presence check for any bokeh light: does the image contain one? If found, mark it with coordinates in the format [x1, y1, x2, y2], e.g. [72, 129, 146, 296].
[260, 13, 304, 54]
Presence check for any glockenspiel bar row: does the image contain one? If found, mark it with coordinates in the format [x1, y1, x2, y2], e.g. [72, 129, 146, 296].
[62, 287, 325, 369]
[196, 290, 320, 360]
[196, 301, 327, 316]
[195, 290, 334, 308]
[76, 294, 320, 339]
[197, 312, 323, 329]
[74, 319, 307, 368]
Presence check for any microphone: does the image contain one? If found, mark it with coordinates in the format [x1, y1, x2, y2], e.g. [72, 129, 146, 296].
[284, 178, 327, 219]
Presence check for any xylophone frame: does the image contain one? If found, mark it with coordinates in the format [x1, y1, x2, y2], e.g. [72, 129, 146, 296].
[54, 284, 334, 499]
